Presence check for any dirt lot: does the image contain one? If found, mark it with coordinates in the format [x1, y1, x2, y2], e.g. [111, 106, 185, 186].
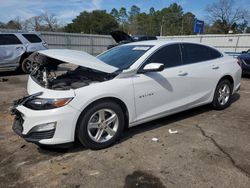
[0, 71, 250, 188]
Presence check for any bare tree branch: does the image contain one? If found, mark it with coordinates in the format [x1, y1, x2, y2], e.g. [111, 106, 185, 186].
[23, 16, 42, 31]
[41, 11, 59, 31]
[205, 0, 249, 33]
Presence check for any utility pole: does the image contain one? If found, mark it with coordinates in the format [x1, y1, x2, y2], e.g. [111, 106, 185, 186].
[181, 18, 184, 35]
[160, 24, 163, 36]
[160, 15, 165, 36]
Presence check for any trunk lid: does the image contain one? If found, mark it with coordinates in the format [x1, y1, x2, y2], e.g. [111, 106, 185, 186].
[110, 31, 134, 43]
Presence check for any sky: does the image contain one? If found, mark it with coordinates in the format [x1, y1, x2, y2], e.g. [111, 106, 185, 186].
[0, 0, 249, 25]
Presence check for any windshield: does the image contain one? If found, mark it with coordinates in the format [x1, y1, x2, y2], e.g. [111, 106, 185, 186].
[97, 45, 153, 70]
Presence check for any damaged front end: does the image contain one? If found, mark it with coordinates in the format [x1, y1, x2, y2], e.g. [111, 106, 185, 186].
[27, 50, 119, 91]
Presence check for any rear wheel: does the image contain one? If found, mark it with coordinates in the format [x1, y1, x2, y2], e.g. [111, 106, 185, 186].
[212, 79, 233, 110]
[21, 58, 38, 74]
[77, 101, 124, 149]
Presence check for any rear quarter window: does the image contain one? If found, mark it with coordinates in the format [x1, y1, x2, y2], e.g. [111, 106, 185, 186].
[181, 43, 222, 64]
[0, 34, 22, 45]
[22, 34, 42, 43]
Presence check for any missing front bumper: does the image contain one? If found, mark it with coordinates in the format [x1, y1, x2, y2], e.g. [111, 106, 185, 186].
[12, 110, 56, 143]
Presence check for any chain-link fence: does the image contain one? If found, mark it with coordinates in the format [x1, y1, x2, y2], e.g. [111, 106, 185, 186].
[40, 32, 114, 56]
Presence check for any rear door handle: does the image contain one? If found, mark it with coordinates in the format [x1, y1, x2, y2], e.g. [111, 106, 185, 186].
[212, 65, 219, 70]
[178, 71, 188, 76]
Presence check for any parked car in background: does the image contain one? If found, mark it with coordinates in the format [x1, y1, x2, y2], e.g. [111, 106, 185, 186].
[0, 32, 48, 73]
[107, 30, 157, 49]
[11, 41, 241, 149]
[237, 49, 250, 75]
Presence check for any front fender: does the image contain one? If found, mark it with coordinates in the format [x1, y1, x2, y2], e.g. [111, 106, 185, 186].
[70, 78, 136, 124]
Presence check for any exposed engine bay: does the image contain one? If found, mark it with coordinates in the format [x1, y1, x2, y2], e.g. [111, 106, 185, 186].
[28, 52, 117, 90]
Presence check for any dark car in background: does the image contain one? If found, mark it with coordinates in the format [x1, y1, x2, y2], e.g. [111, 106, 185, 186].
[237, 49, 250, 75]
[108, 30, 157, 49]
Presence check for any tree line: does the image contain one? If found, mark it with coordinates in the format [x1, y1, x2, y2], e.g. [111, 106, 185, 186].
[1, 0, 249, 35]
[65, 3, 196, 36]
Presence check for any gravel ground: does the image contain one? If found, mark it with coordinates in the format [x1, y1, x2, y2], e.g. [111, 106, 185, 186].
[0, 71, 249, 188]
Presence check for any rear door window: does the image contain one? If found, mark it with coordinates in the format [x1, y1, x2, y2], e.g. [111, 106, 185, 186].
[22, 34, 42, 43]
[0, 34, 22, 45]
[181, 43, 222, 64]
[145, 44, 182, 68]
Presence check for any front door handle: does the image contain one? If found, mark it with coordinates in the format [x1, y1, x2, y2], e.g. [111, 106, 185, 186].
[212, 65, 219, 70]
[178, 71, 188, 76]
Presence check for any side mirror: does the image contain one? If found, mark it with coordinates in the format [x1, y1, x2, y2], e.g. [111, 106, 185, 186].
[140, 63, 164, 73]
[242, 51, 247, 54]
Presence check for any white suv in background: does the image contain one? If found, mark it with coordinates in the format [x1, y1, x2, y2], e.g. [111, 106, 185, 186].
[0, 32, 48, 73]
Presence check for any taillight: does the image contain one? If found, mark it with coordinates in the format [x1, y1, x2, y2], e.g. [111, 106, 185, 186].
[42, 42, 48, 48]
[237, 58, 242, 67]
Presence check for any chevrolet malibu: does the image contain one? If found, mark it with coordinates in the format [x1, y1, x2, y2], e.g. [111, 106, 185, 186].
[11, 41, 242, 149]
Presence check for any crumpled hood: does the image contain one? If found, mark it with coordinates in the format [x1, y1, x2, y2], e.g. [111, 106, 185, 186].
[37, 49, 118, 73]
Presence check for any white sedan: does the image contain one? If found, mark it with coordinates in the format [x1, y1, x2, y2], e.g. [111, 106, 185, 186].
[12, 41, 242, 149]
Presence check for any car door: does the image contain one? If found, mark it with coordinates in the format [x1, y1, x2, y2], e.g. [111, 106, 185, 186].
[179, 43, 222, 107]
[0, 34, 25, 68]
[132, 43, 193, 122]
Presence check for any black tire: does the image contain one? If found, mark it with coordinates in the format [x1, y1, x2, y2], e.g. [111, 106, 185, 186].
[77, 101, 125, 150]
[212, 79, 233, 110]
[20, 58, 37, 74]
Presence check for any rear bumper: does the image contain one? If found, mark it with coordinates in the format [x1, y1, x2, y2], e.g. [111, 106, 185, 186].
[242, 70, 250, 75]
[234, 83, 241, 94]
[236, 85, 240, 92]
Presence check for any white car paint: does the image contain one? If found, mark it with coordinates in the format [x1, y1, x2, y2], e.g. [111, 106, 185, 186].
[14, 40, 241, 145]
[39, 49, 118, 73]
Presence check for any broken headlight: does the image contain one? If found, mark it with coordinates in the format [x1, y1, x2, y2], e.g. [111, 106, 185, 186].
[24, 98, 73, 110]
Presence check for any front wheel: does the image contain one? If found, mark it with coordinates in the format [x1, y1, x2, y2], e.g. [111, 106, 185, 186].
[212, 79, 233, 110]
[77, 101, 125, 149]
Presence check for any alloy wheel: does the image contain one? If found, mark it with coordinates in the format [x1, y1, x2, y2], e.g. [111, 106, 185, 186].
[217, 84, 230, 105]
[24, 60, 37, 73]
[87, 109, 119, 143]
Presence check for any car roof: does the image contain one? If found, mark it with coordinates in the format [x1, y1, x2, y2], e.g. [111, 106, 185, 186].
[123, 40, 203, 47]
[123, 40, 223, 53]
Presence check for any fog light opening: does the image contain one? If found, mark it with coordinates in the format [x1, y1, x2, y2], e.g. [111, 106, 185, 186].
[33, 122, 57, 132]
